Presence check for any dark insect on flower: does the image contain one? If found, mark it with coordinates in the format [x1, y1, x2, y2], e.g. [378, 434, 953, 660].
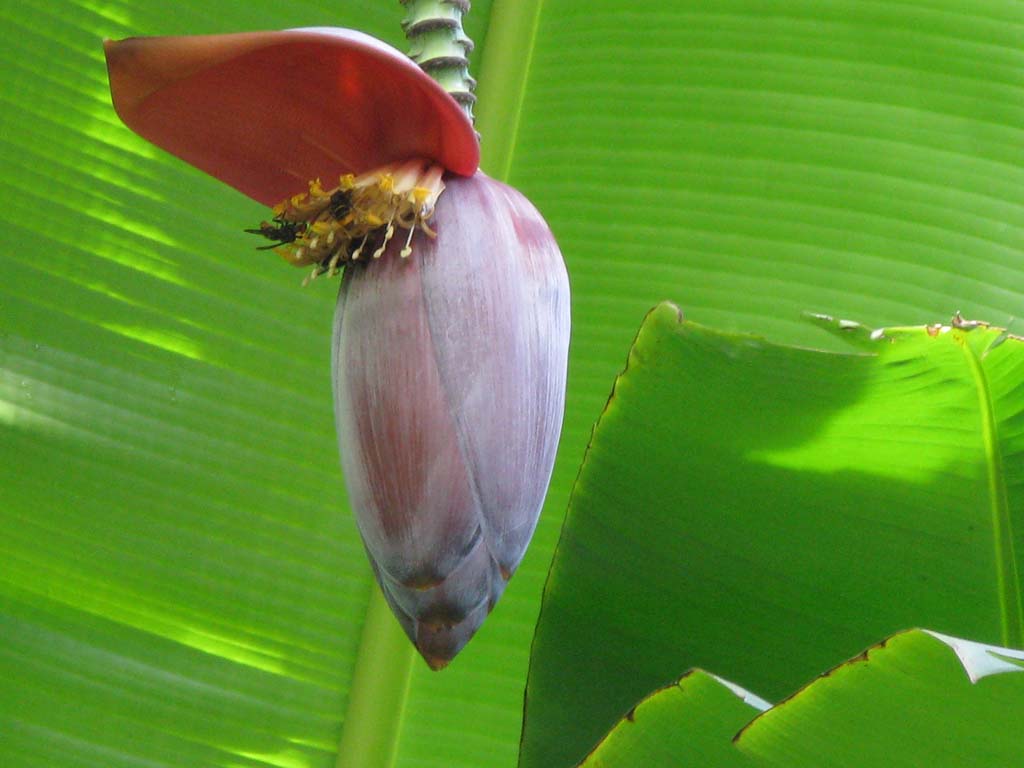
[244, 218, 306, 250]
[105, 25, 570, 670]
[329, 188, 353, 219]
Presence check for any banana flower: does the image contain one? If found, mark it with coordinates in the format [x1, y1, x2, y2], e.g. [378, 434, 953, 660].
[105, 25, 570, 669]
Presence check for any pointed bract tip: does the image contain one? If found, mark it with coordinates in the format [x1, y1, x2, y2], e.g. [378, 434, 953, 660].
[412, 606, 488, 670]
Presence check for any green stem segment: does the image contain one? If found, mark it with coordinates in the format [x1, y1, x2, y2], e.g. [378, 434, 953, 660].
[335, 585, 416, 768]
[401, 0, 477, 123]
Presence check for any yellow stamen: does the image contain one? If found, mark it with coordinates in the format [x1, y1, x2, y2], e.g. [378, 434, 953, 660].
[352, 233, 369, 261]
[400, 225, 415, 258]
[372, 220, 396, 259]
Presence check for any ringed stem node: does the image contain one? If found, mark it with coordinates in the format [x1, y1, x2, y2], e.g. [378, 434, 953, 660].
[401, 0, 477, 124]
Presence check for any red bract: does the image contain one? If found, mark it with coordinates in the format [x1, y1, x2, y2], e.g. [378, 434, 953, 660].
[104, 28, 479, 205]
[105, 27, 570, 669]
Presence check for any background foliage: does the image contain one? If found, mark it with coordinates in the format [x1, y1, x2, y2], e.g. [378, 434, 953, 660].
[1, 1, 1021, 767]
[578, 629, 1024, 767]
[521, 310, 1024, 767]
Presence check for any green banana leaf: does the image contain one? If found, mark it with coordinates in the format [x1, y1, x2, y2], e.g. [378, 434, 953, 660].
[580, 629, 1024, 767]
[2, 1, 1022, 767]
[521, 306, 1024, 768]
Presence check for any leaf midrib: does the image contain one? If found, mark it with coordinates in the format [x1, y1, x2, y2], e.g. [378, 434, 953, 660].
[957, 331, 1024, 648]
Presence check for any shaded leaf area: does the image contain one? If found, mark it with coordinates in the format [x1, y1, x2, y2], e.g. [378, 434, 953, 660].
[521, 304, 1024, 768]
[580, 629, 1024, 767]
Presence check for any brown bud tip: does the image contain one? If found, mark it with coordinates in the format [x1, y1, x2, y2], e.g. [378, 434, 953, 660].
[421, 654, 452, 672]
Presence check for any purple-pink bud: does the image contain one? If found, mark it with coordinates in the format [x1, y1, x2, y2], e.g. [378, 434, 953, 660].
[332, 171, 570, 668]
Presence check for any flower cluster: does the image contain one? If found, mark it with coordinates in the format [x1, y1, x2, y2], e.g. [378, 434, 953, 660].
[253, 160, 446, 282]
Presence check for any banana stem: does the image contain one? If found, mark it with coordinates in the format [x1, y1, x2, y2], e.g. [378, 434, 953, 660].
[401, 0, 477, 123]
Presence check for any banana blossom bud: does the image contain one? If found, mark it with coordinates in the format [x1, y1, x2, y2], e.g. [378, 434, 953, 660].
[335, 172, 569, 667]
[105, 26, 570, 668]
